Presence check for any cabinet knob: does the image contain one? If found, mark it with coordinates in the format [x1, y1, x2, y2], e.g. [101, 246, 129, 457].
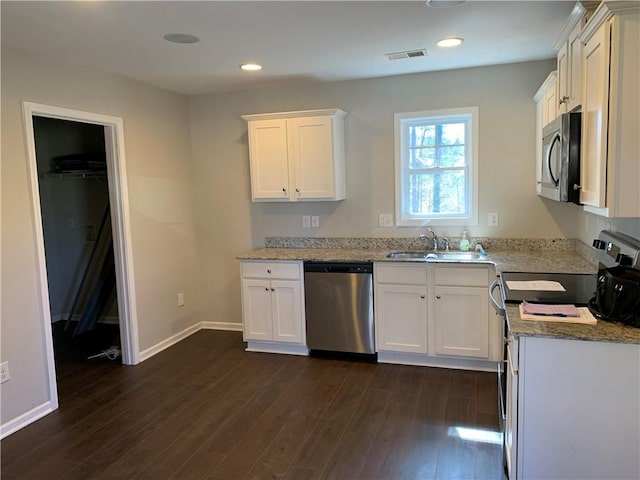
[420, 294, 425, 299]
[559, 95, 569, 105]
[572, 184, 581, 191]
[282, 188, 287, 194]
[295, 188, 300, 194]
[271, 287, 276, 292]
[267, 269, 271, 274]
[436, 295, 441, 299]
[265, 287, 269, 291]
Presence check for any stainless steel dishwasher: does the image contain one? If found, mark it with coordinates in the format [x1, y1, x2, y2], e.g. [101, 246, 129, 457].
[304, 262, 374, 355]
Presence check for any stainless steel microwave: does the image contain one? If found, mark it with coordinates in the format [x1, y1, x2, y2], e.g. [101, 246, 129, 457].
[539, 112, 581, 203]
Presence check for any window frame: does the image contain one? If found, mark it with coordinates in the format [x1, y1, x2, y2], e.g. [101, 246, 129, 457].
[394, 107, 479, 227]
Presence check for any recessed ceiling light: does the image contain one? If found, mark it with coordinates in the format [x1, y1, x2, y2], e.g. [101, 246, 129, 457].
[436, 37, 464, 48]
[240, 63, 263, 72]
[426, 0, 466, 7]
[163, 33, 200, 44]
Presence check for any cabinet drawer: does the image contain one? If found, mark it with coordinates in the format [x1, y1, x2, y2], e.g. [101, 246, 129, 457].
[375, 264, 427, 285]
[242, 261, 301, 280]
[434, 266, 489, 286]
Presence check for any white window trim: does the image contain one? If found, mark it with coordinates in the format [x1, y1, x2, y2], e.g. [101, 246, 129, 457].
[394, 106, 479, 227]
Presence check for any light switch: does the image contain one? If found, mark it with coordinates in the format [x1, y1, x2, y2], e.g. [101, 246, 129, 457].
[488, 212, 499, 227]
[302, 216, 311, 228]
[311, 216, 319, 227]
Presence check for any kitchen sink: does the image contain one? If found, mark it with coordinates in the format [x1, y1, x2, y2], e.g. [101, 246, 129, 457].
[385, 251, 434, 260]
[385, 251, 488, 261]
[435, 251, 488, 261]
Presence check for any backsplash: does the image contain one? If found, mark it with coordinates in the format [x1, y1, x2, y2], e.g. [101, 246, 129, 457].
[265, 236, 578, 252]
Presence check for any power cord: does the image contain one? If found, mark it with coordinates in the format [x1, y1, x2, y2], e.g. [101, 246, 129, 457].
[87, 346, 121, 361]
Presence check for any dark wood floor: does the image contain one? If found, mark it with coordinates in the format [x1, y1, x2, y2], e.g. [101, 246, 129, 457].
[1, 330, 504, 480]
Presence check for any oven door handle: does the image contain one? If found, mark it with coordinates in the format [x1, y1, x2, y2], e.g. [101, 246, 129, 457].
[489, 277, 506, 317]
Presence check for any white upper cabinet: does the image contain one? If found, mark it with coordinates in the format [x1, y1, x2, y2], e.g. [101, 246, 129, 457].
[242, 109, 347, 202]
[579, 2, 640, 217]
[554, 3, 592, 114]
[533, 72, 558, 194]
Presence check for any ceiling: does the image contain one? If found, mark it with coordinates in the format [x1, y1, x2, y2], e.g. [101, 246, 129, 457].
[1, 1, 574, 96]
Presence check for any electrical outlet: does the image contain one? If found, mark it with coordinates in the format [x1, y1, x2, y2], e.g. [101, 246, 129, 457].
[488, 212, 499, 227]
[1, 362, 10, 384]
[379, 213, 394, 227]
[311, 216, 319, 227]
[177, 293, 184, 307]
[302, 215, 311, 228]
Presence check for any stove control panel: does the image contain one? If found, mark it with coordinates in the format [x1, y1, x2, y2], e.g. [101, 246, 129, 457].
[594, 230, 640, 270]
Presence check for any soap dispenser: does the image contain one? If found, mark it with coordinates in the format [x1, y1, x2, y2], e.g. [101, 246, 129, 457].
[460, 230, 470, 251]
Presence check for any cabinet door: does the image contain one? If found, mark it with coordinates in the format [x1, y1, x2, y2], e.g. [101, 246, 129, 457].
[242, 279, 273, 341]
[376, 284, 427, 354]
[288, 116, 335, 199]
[543, 85, 558, 126]
[558, 22, 584, 114]
[247, 119, 291, 200]
[535, 100, 544, 194]
[580, 22, 610, 208]
[567, 22, 584, 112]
[433, 286, 489, 358]
[557, 41, 569, 114]
[270, 279, 303, 344]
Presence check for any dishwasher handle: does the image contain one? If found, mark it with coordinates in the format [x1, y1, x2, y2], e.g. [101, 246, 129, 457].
[304, 262, 373, 274]
[489, 277, 506, 317]
[326, 265, 352, 273]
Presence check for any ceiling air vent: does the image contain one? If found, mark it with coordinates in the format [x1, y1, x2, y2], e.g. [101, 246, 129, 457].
[385, 49, 428, 61]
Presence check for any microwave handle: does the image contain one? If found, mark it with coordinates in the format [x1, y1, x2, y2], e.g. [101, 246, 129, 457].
[547, 132, 561, 186]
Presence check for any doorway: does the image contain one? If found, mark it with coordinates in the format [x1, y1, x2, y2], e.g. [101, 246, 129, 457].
[23, 102, 139, 409]
[33, 116, 122, 366]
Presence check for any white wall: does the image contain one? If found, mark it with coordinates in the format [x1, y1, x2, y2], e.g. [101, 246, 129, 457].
[576, 211, 640, 246]
[1, 47, 202, 427]
[188, 59, 578, 329]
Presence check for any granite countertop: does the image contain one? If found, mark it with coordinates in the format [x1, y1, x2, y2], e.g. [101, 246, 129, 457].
[238, 240, 639, 344]
[506, 304, 640, 345]
[237, 247, 596, 274]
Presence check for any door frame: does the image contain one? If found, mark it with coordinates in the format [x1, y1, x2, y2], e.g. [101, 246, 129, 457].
[22, 102, 140, 403]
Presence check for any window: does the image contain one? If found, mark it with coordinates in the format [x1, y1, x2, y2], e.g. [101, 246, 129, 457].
[395, 107, 478, 226]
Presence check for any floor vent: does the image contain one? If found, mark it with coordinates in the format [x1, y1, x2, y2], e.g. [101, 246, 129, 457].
[385, 49, 428, 60]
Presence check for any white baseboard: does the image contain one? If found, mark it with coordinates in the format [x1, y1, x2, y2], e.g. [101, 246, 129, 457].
[246, 341, 309, 356]
[377, 352, 498, 372]
[139, 323, 201, 362]
[0, 401, 55, 440]
[202, 321, 243, 332]
[136, 322, 244, 362]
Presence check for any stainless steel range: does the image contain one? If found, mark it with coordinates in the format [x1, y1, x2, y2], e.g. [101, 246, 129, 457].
[492, 229, 640, 478]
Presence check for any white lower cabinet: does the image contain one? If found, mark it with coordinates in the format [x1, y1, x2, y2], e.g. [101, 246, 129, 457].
[375, 264, 428, 354]
[240, 261, 307, 355]
[433, 285, 489, 358]
[431, 265, 495, 360]
[510, 336, 640, 479]
[374, 262, 500, 370]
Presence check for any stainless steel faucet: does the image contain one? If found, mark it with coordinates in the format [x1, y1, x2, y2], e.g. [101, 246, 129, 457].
[419, 227, 438, 251]
[419, 229, 450, 251]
